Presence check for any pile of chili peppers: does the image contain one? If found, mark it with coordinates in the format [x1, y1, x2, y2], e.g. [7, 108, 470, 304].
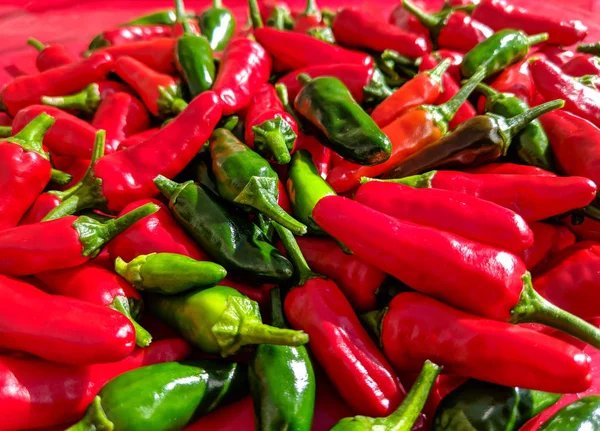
[2, 0, 600, 429]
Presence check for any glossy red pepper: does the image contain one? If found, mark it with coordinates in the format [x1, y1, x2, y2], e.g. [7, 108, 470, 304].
[562, 54, 600, 77]
[433, 49, 464, 82]
[27, 38, 77, 72]
[466, 162, 556, 176]
[539, 45, 575, 67]
[96, 38, 176, 74]
[388, 0, 429, 38]
[355, 181, 533, 254]
[520, 222, 576, 273]
[0, 338, 189, 430]
[489, 59, 535, 104]
[91, 92, 150, 154]
[0, 274, 135, 365]
[108, 198, 209, 263]
[332, 8, 430, 59]
[93, 25, 172, 49]
[0, 52, 114, 116]
[293, 0, 323, 33]
[53, 156, 90, 190]
[295, 131, 331, 179]
[472, 0, 587, 45]
[19, 192, 63, 225]
[116, 128, 159, 151]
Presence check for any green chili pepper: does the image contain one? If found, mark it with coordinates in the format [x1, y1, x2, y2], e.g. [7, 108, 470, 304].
[294, 74, 392, 166]
[382, 100, 564, 179]
[286, 150, 336, 234]
[174, 0, 215, 98]
[577, 42, 600, 55]
[148, 285, 309, 357]
[433, 379, 562, 431]
[461, 29, 549, 78]
[115, 252, 227, 294]
[198, 0, 236, 51]
[41, 83, 101, 115]
[539, 396, 600, 431]
[123, 9, 178, 26]
[249, 287, 316, 431]
[209, 128, 307, 235]
[66, 360, 247, 431]
[476, 83, 555, 170]
[331, 360, 442, 431]
[154, 175, 293, 282]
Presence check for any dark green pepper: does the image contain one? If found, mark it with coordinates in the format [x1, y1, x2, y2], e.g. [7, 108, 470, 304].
[433, 379, 562, 431]
[476, 83, 555, 170]
[175, 144, 219, 194]
[154, 175, 293, 282]
[123, 9, 177, 26]
[577, 42, 600, 55]
[148, 285, 309, 356]
[461, 29, 549, 78]
[174, 0, 216, 98]
[286, 149, 336, 234]
[382, 99, 564, 179]
[539, 396, 600, 431]
[198, 0, 236, 51]
[249, 287, 316, 431]
[114, 252, 227, 294]
[331, 360, 441, 431]
[294, 74, 392, 166]
[209, 128, 307, 235]
[66, 360, 247, 431]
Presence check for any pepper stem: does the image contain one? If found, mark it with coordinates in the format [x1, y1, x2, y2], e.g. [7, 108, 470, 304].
[527, 32, 549, 46]
[65, 396, 114, 431]
[275, 83, 289, 107]
[109, 295, 153, 347]
[174, 0, 191, 34]
[269, 287, 286, 328]
[252, 116, 295, 164]
[272, 221, 318, 285]
[511, 272, 600, 349]
[7, 112, 55, 158]
[297, 73, 312, 86]
[402, 0, 442, 30]
[360, 308, 386, 342]
[154, 174, 185, 200]
[27, 38, 46, 51]
[248, 0, 264, 28]
[50, 168, 72, 186]
[426, 58, 451, 84]
[503, 100, 564, 140]
[213, 0, 223, 8]
[577, 42, 600, 54]
[360, 170, 437, 188]
[41, 84, 101, 114]
[0, 126, 11, 138]
[302, 0, 320, 17]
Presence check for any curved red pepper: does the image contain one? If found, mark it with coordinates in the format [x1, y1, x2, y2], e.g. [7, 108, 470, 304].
[378, 291, 591, 393]
[472, 0, 587, 45]
[91, 92, 150, 154]
[434, 49, 464, 83]
[97, 38, 176, 74]
[562, 55, 600, 77]
[0, 52, 114, 116]
[490, 59, 535, 104]
[332, 8, 430, 59]
[19, 192, 62, 225]
[0, 274, 135, 365]
[116, 128, 159, 151]
[99, 24, 172, 47]
[212, 38, 272, 116]
[437, 12, 492, 51]
[0, 338, 189, 430]
[27, 38, 77, 72]
[466, 162, 556, 176]
[355, 181, 534, 254]
[520, 222, 575, 273]
[295, 131, 331, 179]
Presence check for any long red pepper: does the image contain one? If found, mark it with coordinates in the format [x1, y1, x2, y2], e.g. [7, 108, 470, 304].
[91, 92, 150, 154]
[274, 223, 405, 417]
[0, 338, 189, 430]
[116, 127, 159, 151]
[489, 59, 535, 104]
[472, 0, 587, 45]
[332, 7, 430, 59]
[108, 198, 209, 263]
[562, 54, 600, 77]
[467, 162, 556, 176]
[0, 201, 158, 276]
[96, 38, 176, 74]
[92, 25, 172, 49]
[0, 274, 135, 365]
[531, 58, 600, 129]
[314, 196, 600, 348]
[520, 222, 575, 273]
[355, 181, 534, 254]
[27, 38, 77, 72]
[44, 92, 222, 218]
[367, 291, 592, 393]
[295, 131, 331, 179]
[0, 52, 114, 116]
[0, 113, 55, 231]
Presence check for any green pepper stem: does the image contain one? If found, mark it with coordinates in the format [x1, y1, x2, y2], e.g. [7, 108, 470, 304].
[109, 296, 153, 348]
[503, 100, 564, 140]
[153, 174, 182, 200]
[360, 308, 386, 342]
[511, 272, 600, 349]
[41, 84, 101, 114]
[577, 42, 600, 54]
[402, 0, 442, 30]
[527, 32, 549, 46]
[360, 170, 437, 188]
[269, 287, 286, 329]
[248, 0, 264, 28]
[174, 0, 191, 34]
[381, 49, 417, 67]
[252, 127, 292, 164]
[27, 38, 46, 51]
[575, 74, 598, 89]
[275, 83, 289, 107]
[213, 0, 223, 8]
[302, 0, 320, 17]
[272, 221, 318, 285]
[9, 112, 55, 158]
[475, 82, 500, 98]
[0, 126, 11, 138]
[65, 396, 114, 431]
[297, 73, 312, 86]
[50, 168, 72, 186]
[239, 320, 309, 347]
[580, 204, 600, 223]
[425, 58, 451, 84]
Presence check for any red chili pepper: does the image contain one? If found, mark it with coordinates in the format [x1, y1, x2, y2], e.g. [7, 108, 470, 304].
[355, 181, 534, 254]
[0, 274, 135, 365]
[53, 156, 90, 190]
[0, 202, 158, 276]
[0, 113, 55, 231]
[369, 291, 591, 393]
[520, 222, 575, 273]
[117, 127, 160, 151]
[96, 38, 176, 74]
[466, 162, 557, 176]
[12, 105, 97, 159]
[96, 25, 172, 48]
[293, 0, 323, 33]
[538, 45, 574, 67]
[472, 0, 587, 45]
[489, 59, 535, 104]
[0, 338, 189, 430]
[562, 54, 600, 77]
[0, 52, 114, 116]
[27, 38, 77, 72]
[563, 216, 600, 242]
[388, 0, 429, 38]
[433, 49, 464, 82]
[91, 92, 150, 154]
[108, 198, 209, 263]
[295, 131, 331, 179]
[332, 8, 430, 59]
[19, 192, 63, 225]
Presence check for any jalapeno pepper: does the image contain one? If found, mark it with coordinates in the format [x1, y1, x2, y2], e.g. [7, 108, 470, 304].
[198, 0, 236, 51]
[538, 396, 600, 430]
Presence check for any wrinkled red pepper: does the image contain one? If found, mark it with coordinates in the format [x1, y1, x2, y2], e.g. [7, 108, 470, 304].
[520, 222, 576, 273]
[27, 38, 77, 72]
[96, 38, 176, 74]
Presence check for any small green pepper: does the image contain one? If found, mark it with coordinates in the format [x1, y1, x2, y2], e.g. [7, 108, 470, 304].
[433, 379, 562, 431]
[209, 128, 307, 235]
[66, 360, 247, 431]
[294, 74, 392, 166]
[198, 0, 236, 51]
[115, 252, 227, 294]
[461, 29, 549, 78]
[249, 287, 316, 431]
[286, 150, 336, 234]
[148, 285, 309, 357]
[539, 396, 600, 431]
[331, 360, 442, 431]
[154, 175, 293, 283]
